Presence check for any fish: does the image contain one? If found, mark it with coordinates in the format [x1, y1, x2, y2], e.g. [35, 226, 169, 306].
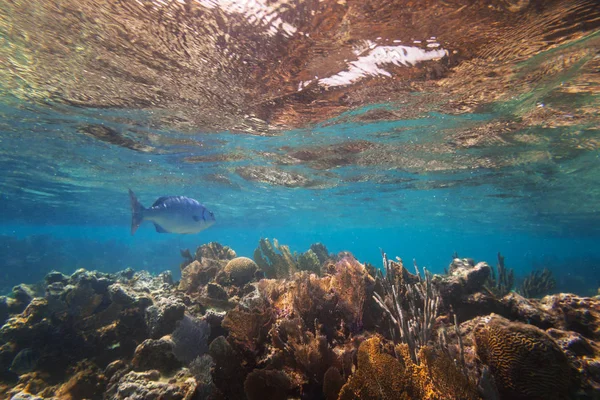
[10, 348, 39, 375]
[128, 189, 216, 235]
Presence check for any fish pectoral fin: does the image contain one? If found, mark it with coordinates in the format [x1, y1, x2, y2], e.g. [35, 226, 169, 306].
[193, 215, 203, 222]
[153, 223, 170, 233]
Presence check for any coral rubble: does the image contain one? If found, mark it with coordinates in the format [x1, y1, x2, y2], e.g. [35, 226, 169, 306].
[0, 240, 599, 399]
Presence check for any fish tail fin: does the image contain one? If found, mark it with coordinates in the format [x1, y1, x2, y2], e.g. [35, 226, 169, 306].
[128, 189, 145, 235]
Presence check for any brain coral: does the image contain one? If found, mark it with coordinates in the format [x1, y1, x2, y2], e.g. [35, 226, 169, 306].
[223, 257, 259, 286]
[474, 314, 571, 400]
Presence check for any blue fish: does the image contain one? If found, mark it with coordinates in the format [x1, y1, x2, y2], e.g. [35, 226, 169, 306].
[128, 189, 216, 235]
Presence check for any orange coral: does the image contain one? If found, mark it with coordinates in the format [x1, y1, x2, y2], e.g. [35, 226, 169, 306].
[474, 314, 571, 400]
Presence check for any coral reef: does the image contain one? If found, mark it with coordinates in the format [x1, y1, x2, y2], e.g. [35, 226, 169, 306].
[0, 241, 599, 400]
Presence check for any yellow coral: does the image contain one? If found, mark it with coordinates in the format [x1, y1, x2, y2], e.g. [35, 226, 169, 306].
[474, 314, 571, 400]
[338, 337, 411, 400]
[338, 337, 480, 400]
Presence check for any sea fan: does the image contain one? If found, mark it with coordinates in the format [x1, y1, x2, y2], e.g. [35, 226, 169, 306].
[171, 314, 210, 364]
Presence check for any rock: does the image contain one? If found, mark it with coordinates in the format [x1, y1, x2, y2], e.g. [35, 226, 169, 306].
[108, 370, 197, 400]
[44, 271, 68, 285]
[206, 283, 228, 301]
[204, 310, 227, 341]
[539, 293, 600, 341]
[9, 391, 44, 400]
[61, 282, 104, 318]
[179, 260, 218, 293]
[105, 359, 128, 381]
[145, 297, 185, 339]
[0, 298, 52, 346]
[11, 285, 36, 306]
[432, 260, 491, 315]
[222, 257, 259, 286]
[45, 282, 65, 299]
[0, 297, 12, 326]
[130, 271, 174, 293]
[55, 360, 106, 399]
[195, 242, 236, 263]
[69, 269, 113, 294]
[132, 337, 181, 373]
[115, 268, 136, 281]
[498, 292, 556, 329]
[108, 283, 136, 306]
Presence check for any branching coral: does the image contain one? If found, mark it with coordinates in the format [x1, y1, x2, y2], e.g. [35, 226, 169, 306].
[474, 314, 571, 400]
[519, 268, 556, 298]
[484, 252, 514, 297]
[373, 253, 440, 363]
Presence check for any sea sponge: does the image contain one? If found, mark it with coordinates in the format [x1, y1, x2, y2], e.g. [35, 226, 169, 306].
[474, 314, 571, 400]
[223, 257, 259, 286]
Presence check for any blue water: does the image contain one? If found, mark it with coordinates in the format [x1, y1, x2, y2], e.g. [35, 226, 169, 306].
[1, 93, 600, 295]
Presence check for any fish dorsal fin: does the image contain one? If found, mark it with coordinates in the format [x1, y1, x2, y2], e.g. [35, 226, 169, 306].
[151, 196, 172, 207]
[154, 223, 169, 233]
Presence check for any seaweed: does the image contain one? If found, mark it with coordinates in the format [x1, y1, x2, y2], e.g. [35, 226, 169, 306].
[484, 252, 514, 298]
[519, 268, 556, 298]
